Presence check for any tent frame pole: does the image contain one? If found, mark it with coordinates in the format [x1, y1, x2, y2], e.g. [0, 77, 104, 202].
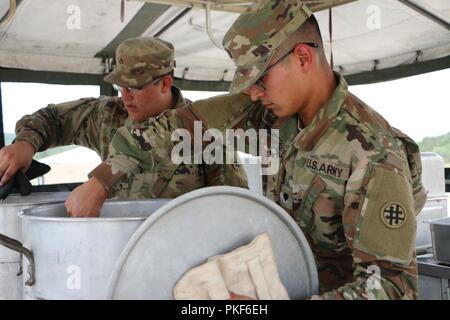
[398, 0, 450, 31]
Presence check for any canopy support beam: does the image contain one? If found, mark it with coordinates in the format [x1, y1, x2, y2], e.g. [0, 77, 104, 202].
[0, 82, 5, 148]
[95, 3, 171, 59]
[346, 55, 450, 85]
[1, 54, 449, 91]
[398, 0, 450, 31]
[155, 7, 191, 37]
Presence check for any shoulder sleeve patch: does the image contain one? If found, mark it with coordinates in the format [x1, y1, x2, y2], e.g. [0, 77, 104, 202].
[354, 165, 415, 264]
[380, 202, 407, 228]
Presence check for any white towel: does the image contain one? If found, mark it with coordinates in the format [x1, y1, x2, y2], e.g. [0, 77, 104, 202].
[173, 232, 289, 300]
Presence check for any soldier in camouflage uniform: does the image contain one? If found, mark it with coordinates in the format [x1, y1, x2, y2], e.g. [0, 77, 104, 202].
[0, 37, 247, 216]
[76, 0, 426, 299]
[221, 0, 427, 299]
[82, 94, 250, 216]
[1, 37, 183, 166]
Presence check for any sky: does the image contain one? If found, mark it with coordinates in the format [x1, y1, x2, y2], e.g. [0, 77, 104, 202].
[349, 69, 450, 142]
[1, 68, 449, 143]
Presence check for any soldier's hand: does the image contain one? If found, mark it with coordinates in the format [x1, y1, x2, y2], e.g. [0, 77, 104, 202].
[65, 177, 108, 217]
[0, 141, 35, 185]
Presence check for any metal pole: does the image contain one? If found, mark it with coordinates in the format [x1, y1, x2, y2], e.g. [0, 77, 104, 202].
[205, 4, 222, 49]
[398, 0, 450, 31]
[0, 0, 17, 27]
[155, 7, 192, 37]
[0, 82, 5, 148]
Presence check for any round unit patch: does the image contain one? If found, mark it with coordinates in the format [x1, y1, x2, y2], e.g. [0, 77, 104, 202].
[381, 202, 407, 228]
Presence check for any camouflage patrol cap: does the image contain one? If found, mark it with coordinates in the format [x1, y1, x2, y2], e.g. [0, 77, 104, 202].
[223, 0, 312, 94]
[104, 37, 175, 88]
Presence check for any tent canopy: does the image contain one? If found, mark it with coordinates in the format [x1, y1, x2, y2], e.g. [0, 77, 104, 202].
[0, 0, 449, 90]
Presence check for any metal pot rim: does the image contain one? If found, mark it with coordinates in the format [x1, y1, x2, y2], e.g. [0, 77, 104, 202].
[0, 200, 65, 207]
[0, 192, 70, 207]
[17, 199, 171, 222]
[18, 214, 150, 222]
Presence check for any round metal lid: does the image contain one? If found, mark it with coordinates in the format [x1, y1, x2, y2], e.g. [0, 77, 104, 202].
[107, 186, 318, 300]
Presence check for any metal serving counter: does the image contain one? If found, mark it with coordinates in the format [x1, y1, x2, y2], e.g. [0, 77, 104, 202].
[418, 255, 450, 300]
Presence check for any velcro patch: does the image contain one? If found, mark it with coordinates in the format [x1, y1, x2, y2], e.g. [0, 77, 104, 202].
[305, 157, 349, 180]
[354, 165, 415, 264]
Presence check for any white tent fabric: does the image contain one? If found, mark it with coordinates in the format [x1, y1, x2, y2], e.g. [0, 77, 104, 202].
[0, 0, 144, 74]
[316, 0, 450, 75]
[0, 0, 449, 82]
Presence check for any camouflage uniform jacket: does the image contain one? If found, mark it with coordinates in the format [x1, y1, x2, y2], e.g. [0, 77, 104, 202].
[266, 74, 427, 299]
[14, 86, 187, 160]
[177, 85, 427, 300]
[14, 86, 189, 198]
[89, 94, 251, 199]
[84, 80, 426, 299]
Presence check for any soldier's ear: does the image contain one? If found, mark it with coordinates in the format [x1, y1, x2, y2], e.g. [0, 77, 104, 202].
[293, 44, 313, 71]
[160, 75, 173, 93]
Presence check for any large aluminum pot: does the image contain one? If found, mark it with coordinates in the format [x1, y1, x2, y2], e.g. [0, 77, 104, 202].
[8, 199, 168, 300]
[0, 192, 69, 300]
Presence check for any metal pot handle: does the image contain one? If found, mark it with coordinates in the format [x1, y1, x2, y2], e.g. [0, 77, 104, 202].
[0, 233, 35, 286]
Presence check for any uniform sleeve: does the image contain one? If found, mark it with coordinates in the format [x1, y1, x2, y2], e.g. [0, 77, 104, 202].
[392, 128, 427, 215]
[318, 155, 420, 300]
[14, 96, 127, 159]
[89, 113, 176, 190]
[89, 108, 250, 192]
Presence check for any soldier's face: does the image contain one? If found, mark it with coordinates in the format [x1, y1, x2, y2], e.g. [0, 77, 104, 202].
[121, 79, 170, 122]
[245, 55, 304, 118]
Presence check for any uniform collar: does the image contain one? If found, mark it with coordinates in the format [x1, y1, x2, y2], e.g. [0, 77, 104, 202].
[293, 72, 348, 151]
[171, 86, 188, 109]
[277, 116, 299, 147]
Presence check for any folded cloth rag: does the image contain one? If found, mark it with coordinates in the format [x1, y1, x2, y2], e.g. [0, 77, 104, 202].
[173, 232, 289, 300]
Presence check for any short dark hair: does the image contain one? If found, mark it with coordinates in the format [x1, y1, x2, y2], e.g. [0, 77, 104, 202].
[275, 14, 325, 58]
[298, 15, 323, 46]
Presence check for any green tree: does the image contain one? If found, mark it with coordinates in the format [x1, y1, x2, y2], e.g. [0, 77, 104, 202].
[418, 132, 450, 166]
